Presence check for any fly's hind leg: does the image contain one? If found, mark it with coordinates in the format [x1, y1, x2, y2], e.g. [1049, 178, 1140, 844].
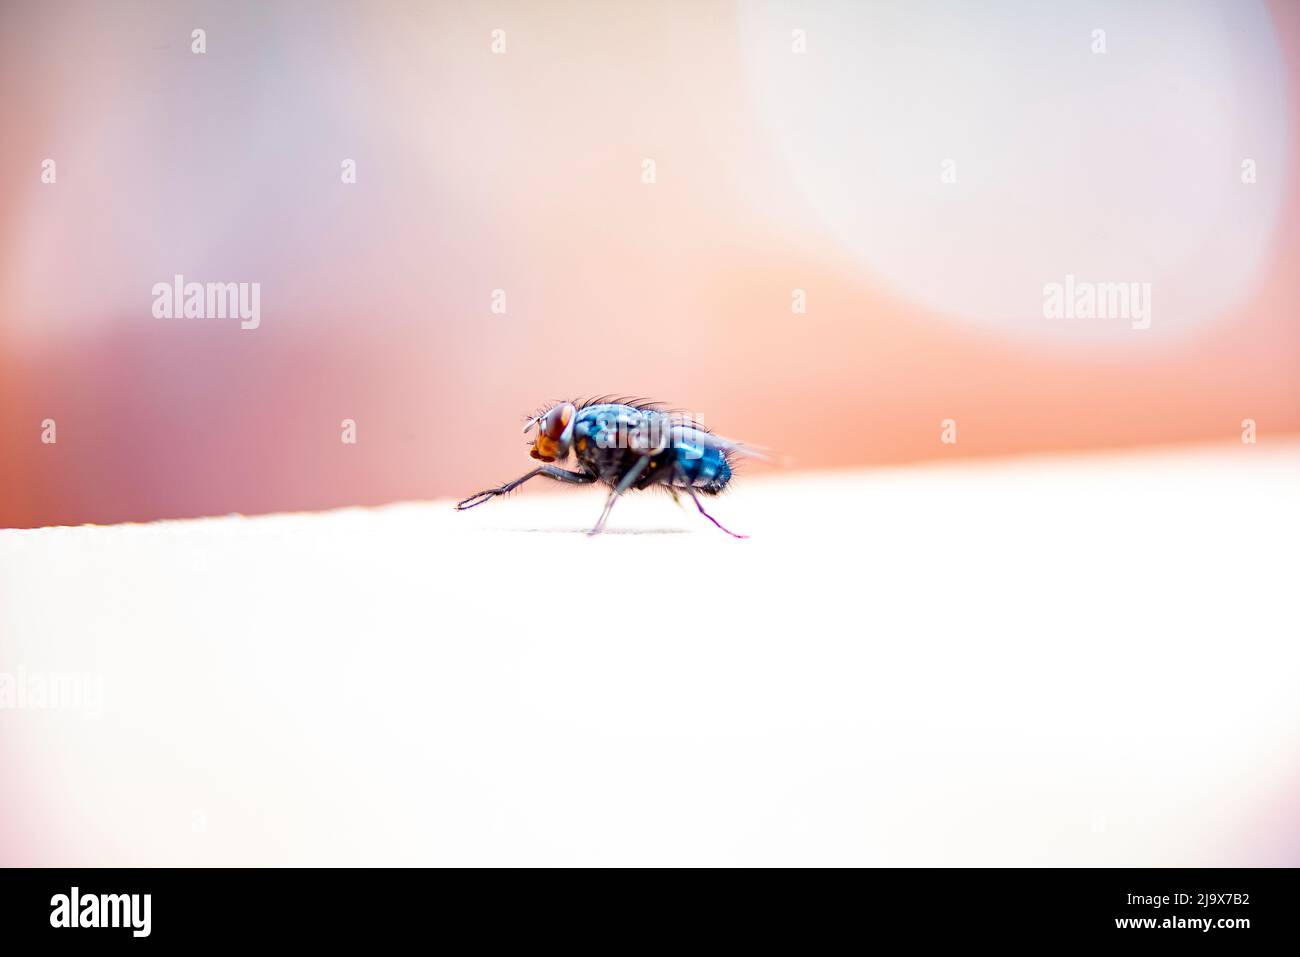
[456, 466, 594, 510]
[588, 455, 651, 536]
[684, 484, 748, 539]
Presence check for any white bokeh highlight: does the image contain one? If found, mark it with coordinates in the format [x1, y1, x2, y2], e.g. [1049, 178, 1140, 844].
[741, 0, 1293, 342]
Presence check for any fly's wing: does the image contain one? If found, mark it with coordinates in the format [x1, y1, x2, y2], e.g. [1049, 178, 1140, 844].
[669, 425, 772, 462]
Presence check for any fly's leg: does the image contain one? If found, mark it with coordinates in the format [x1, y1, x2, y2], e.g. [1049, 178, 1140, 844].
[455, 466, 594, 510]
[684, 484, 748, 539]
[668, 488, 685, 510]
[587, 455, 651, 536]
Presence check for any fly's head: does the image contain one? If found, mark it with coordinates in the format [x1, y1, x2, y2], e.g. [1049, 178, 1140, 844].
[525, 402, 577, 462]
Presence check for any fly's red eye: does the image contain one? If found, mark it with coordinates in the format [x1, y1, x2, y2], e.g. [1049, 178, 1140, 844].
[541, 404, 574, 440]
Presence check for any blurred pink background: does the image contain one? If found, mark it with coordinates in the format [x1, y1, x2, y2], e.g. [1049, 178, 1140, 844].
[2, 0, 1297, 529]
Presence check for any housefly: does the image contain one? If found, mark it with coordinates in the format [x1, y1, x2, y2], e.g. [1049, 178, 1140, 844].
[455, 397, 760, 537]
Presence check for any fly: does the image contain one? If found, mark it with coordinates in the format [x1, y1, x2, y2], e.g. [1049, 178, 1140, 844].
[455, 396, 760, 537]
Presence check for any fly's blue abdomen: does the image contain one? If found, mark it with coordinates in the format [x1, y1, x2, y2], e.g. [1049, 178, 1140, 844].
[671, 432, 732, 494]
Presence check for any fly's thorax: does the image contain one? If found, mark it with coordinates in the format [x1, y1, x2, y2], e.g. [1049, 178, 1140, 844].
[573, 406, 674, 455]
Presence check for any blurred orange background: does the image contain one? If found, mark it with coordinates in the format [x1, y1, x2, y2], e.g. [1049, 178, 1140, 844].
[2, 0, 1297, 529]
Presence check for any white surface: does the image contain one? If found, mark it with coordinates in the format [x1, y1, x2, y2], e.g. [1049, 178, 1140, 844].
[2, 443, 1298, 865]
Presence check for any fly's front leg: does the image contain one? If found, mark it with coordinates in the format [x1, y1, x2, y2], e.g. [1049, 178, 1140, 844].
[587, 455, 651, 536]
[455, 466, 594, 510]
